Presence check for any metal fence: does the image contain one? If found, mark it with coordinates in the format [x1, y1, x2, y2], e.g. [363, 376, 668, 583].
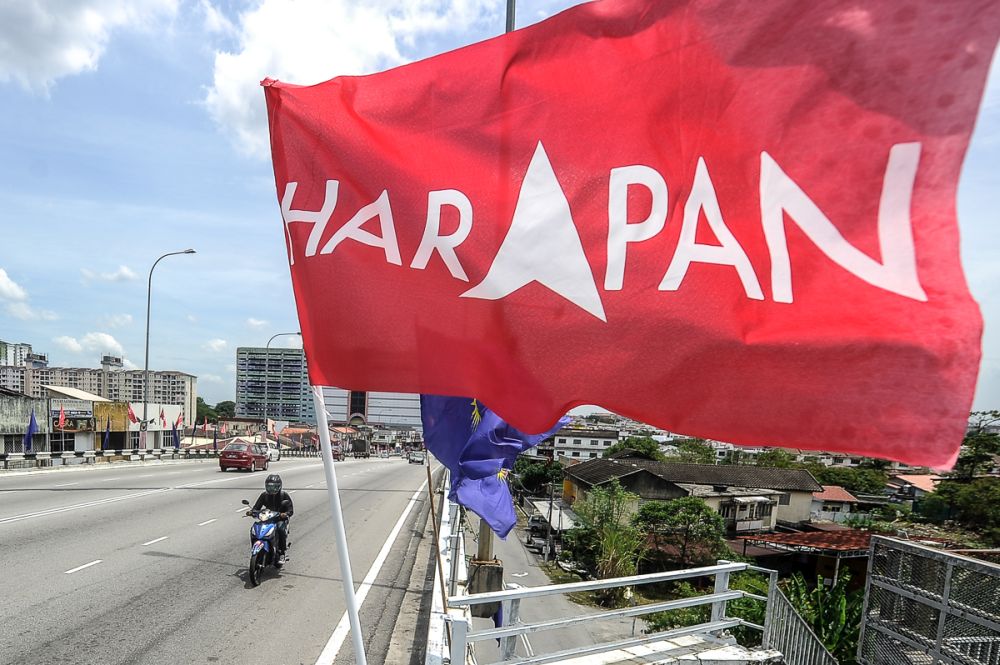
[859, 536, 1000, 665]
[765, 585, 839, 665]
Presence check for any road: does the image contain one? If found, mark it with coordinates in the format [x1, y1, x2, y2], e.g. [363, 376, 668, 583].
[0, 456, 435, 665]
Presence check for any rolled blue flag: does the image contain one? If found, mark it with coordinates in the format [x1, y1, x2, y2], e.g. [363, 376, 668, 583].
[421, 395, 568, 538]
[23, 408, 37, 452]
[103, 416, 111, 449]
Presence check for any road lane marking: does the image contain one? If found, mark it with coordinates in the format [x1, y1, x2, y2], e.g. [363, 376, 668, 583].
[236, 506, 249, 512]
[288, 490, 297, 494]
[135, 474, 154, 478]
[98, 477, 121, 482]
[65, 560, 102, 574]
[142, 537, 168, 546]
[53, 482, 79, 487]
[198, 519, 217, 526]
[316, 480, 427, 665]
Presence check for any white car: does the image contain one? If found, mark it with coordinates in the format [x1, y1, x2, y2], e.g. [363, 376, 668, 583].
[265, 441, 281, 462]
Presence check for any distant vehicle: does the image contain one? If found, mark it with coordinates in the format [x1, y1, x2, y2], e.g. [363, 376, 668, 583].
[220, 442, 269, 472]
[527, 514, 549, 536]
[408, 450, 426, 465]
[265, 441, 281, 462]
[331, 445, 344, 462]
[379, 451, 389, 458]
[351, 438, 370, 459]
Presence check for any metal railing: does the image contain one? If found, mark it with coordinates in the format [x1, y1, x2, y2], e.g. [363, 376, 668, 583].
[765, 584, 840, 665]
[444, 558, 834, 665]
[858, 536, 1000, 665]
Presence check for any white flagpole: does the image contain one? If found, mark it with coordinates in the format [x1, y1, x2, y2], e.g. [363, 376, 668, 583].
[311, 385, 367, 665]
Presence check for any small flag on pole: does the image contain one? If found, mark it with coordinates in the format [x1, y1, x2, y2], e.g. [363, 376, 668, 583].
[23, 408, 37, 453]
[58, 406, 66, 430]
[172, 419, 180, 449]
[127, 404, 138, 424]
[160, 408, 167, 428]
[103, 416, 111, 450]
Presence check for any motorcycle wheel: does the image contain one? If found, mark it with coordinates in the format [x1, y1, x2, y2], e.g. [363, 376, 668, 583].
[248, 551, 265, 586]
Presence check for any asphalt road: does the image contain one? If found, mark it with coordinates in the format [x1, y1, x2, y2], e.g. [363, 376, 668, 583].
[0, 456, 434, 665]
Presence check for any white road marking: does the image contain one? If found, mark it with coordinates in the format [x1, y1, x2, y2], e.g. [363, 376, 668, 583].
[53, 482, 79, 487]
[288, 490, 297, 494]
[65, 560, 102, 574]
[315, 480, 427, 665]
[236, 506, 249, 512]
[98, 477, 121, 483]
[197, 519, 217, 526]
[142, 536, 168, 546]
[135, 474, 154, 479]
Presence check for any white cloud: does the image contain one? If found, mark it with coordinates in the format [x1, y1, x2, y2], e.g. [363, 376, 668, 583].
[122, 358, 138, 370]
[200, 0, 236, 36]
[81, 265, 138, 282]
[7, 302, 57, 321]
[186, 314, 198, 323]
[0, 0, 178, 92]
[247, 317, 268, 329]
[53, 332, 126, 357]
[204, 338, 228, 352]
[102, 313, 134, 328]
[201, 373, 224, 384]
[0, 268, 28, 300]
[203, 0, 501, 158]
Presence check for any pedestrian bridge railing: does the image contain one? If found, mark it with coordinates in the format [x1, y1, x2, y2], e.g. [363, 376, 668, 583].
[446, 559, 835, 665]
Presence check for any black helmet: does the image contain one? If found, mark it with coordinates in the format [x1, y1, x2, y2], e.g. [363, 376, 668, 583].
[265, 474, 282, 495]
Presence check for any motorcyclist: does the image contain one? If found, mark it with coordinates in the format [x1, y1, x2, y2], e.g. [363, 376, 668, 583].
[249, 474, 293, 563]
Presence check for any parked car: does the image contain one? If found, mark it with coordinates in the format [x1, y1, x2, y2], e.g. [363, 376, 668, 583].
[408, 451, 426, 465]
[527, 514, 549, 536]
[220, 442, 269, 472]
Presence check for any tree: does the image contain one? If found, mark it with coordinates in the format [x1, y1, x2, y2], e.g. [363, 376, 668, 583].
[754, 448, 795, 468]
[804, 464, 887, 495]
[666, 438, 716, 465]
[514, 457, 563, 495]
[196, 397, 217, 423]
[633, 497, 727, 569]
[604, 436, 666, 461]
[215, 400, 236, 419]
[953, 411, 1000, 481]
[919, 478, 1000, 545]
[563, 479, 644, 606]
[784, 572, 864, 664]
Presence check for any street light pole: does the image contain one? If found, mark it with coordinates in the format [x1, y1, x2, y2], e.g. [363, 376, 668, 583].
[142, 249, 196, 451]
[263, 332, 301, 445]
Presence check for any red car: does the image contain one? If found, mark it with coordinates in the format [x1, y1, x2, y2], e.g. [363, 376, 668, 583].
[219, 442, 270, 472]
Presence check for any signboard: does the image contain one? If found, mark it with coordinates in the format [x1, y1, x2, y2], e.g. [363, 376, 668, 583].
[52, 418, 94, 433]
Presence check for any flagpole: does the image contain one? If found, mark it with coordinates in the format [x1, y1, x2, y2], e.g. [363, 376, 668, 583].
[312, 385, 367, 665]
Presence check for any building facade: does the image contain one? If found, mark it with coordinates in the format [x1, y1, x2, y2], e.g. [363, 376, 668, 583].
[0, 341, 33, 367]
[0, 364, 197, 421]
[320, 388, 422, 428]
[235, 347, 314, 425]
[543, 427, 620, 461]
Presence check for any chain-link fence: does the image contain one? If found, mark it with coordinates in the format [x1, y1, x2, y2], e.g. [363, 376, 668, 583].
[859, 536, 1000, 665]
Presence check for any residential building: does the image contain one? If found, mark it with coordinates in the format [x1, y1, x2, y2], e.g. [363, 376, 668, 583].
[811, 485, 860, 522]
[0, 387, 48, 453]
[235, 347, 314, 425]
[0, 340, 33, 366]
[0, 363, 196, 422]
[886, 473, 942, 502]
[562, 457, 821, 533]
[542, 427, 619, 461]
[320, 388, 422, 428]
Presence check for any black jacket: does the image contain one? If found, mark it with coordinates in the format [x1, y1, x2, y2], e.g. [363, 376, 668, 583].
[253, 490, 294, 516]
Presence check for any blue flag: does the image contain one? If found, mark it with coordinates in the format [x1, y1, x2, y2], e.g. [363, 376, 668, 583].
[23, 408, 37, 453]
[213, 427, 218, 451]
[103, 416, 111, 450]
[421, 395, 568, 538]
[172, 421, 180, 449]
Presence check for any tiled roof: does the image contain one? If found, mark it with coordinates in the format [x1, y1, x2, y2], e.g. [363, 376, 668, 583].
[740, 530, 872, 552]
[813, 486, 859, 503]
[616, 458, 822, 492]
[891, 475, 941, 493]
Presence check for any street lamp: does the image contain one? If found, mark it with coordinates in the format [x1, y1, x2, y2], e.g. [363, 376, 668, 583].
[142, 249, 196, 450]
[262, 332, 301, 445]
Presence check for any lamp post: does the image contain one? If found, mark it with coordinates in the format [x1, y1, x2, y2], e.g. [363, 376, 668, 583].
[262, 332, 301, 445]
[142, 249, 196, 451]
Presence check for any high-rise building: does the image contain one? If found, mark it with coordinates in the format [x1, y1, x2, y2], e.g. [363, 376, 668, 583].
[0, 341, 34, 367]
[235, 347, 314, 424]
[321, 388, 422, 428]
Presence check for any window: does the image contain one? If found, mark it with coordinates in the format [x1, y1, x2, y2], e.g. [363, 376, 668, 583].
[779, 493, 791, 505]
[590, 439, 599, 446]
[603, 441, 611, 446]
[572, 451, 580, 457]
[573, 439, 581, 446]
[589, 452, 597, 458]
[558, 438, 566, 444]
[719, 504, 736, 519]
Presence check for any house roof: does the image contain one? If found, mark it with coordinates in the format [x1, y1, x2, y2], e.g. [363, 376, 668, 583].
[615, 458, 822, 492]
[43, 385, 110, 402]
[813, 485, 859, 503]
[740, 529, 873, 553]
[891, 475, 941, 493]
[562, 458, 645, 486]
[676, 483, 783, 499]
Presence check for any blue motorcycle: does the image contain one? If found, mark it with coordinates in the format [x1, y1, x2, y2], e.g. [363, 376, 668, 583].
[242, 499, 285, 586]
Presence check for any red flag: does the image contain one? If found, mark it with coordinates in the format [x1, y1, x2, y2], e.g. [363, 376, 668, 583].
[127, 404, 138, 424]
[263, 0, 997, 468]
[159, 408, 167, 428]
[221, 421, 228, 435]
[58, 406, 65, 430]
[203, 416, 209, 434]
[175, 412, 184, 428]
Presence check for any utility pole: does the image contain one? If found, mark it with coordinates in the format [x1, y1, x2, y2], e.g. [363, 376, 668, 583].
[545, 481, 555, 562]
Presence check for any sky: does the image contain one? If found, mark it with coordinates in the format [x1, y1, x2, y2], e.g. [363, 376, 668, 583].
[0, 0, 997, 413]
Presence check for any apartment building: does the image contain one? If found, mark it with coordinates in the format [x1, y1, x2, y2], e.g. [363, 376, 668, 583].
[235, 347, 314, 425]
